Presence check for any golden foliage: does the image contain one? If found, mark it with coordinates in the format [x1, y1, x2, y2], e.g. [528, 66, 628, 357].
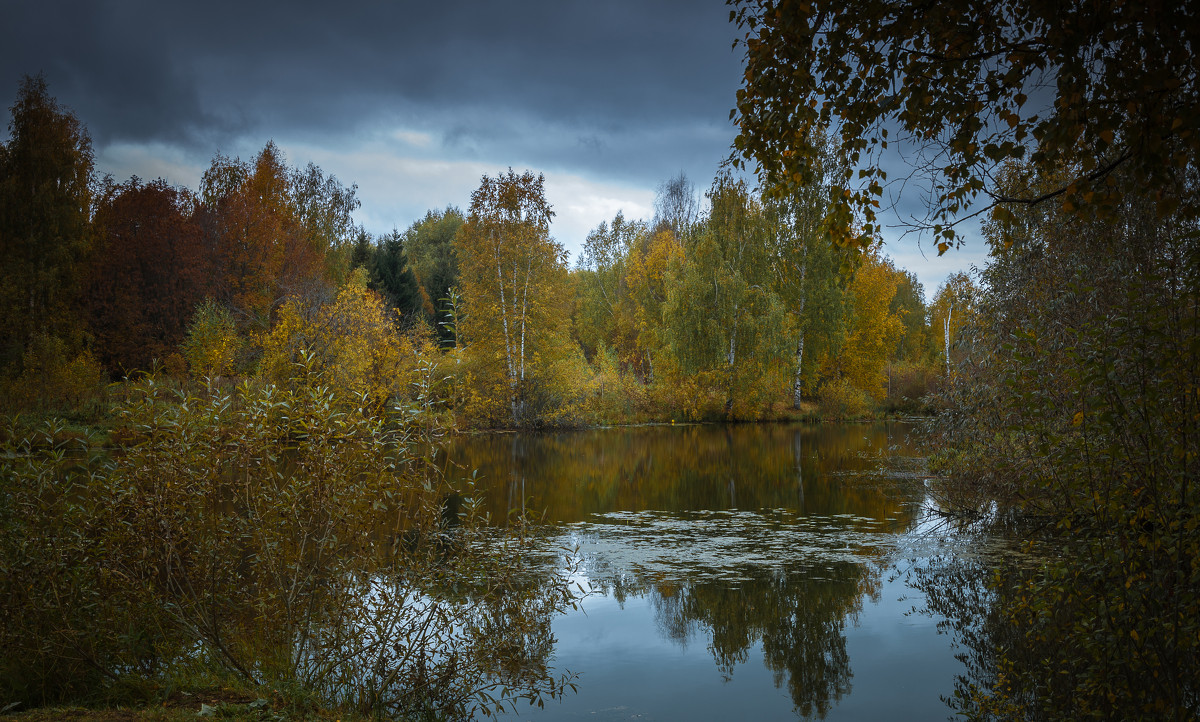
[182, 300, 243, 378]
[826, 253, 905, 400]
[259, 268, 430, 410]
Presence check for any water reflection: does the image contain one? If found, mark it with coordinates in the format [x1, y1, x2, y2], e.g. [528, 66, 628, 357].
[442, 422, 923, 523]
[437, 422, 951, 720]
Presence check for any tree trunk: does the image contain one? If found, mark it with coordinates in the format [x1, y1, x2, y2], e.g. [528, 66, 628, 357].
[944, 301, 954, 378]
[791, 243, 809, 409]
[792, 333, 806, 409]
[725, 303, 738, 417]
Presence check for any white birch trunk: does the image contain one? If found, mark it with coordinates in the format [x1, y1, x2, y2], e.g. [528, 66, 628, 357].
[793, 333, 806, 409]
[792, 244, 809, 409]
[944, 301, 954, 378]
[519, 255, 532, 382]
[494, 234, 514, 384]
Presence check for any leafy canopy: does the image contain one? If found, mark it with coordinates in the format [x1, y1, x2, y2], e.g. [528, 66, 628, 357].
[730, 0, 1200, 252]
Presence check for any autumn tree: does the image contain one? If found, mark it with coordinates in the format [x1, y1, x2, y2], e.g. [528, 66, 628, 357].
[888, 269, 928, 364]
[84, 177, 210, 374]
[0, 75, 93, 369]
[663, 174, 790, 417]
[623, 225, 683, 382]
[289, 161, 361, 285]
[455, 170, 572, 426]
[200, 142, 327, 327]
[929, 272, 978, 378]
[573, 212, 644, 363]
[822, 252, 905, 400]
[182, 300, 243, 379]
[260, 268, 430, 409]
[763, 131, 850, 407]
[729, 0, 1200, 252]
[926, 167, 1200, 718]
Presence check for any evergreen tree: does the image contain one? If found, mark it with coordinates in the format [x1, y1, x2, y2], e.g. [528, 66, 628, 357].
[369, 229, 423, 322]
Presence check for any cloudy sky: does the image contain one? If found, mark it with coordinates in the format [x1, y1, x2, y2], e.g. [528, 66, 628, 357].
[2, 0, 981, 298]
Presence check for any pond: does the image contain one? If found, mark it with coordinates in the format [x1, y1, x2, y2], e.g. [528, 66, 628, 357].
[438, 422, 975, 721]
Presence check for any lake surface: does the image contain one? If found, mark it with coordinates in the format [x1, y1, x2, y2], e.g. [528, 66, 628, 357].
[440, 422, 967, 721]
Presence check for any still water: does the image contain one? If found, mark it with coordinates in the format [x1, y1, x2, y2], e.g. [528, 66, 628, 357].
[441, 422, 963, 721]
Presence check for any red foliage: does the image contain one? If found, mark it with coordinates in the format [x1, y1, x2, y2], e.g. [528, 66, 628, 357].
[84, 178, 212, 375]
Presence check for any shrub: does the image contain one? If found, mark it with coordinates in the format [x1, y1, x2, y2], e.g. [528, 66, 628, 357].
[182, 300, 242, 378]
[0, 376, 578, 717]
[0, 332, 105, 414]
[816, 378, 872, 420]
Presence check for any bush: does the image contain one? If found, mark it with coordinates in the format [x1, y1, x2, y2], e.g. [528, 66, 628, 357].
[0, 332, 106, 415]
[816, 378, 872, 420]
[182, 300, 242, 378]
[0, 377, 578, 717]
[883, 361, 939, 414]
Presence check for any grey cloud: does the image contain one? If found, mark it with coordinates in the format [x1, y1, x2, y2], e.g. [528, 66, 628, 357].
[2, 0, 743, 188]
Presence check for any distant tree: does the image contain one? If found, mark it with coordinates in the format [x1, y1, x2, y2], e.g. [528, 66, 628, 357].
[455, 170, 570, 425]
[929, 272, 978, 378]
[729, 0, 1200, 251]
[623, 226, 682, 381]
[889, 268, 928, 364]
[200, 142, 327, 327]
[653, 172, 700, 243]
[289, 161, 360, 285]
[369, 229, 423, 322]
[84, 177, 210, 374]
[764, 131, 849, 407]
[663, 174, 790, 417]
[401, 207, 463, 345]
[573, 212, 644, 362]
[826, 252, 905, 400]
[0, 75, 93, 369]
[349, 225, 373, 271]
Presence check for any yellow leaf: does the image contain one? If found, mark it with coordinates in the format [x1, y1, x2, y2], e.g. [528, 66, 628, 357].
[1072, 411, 1084, 426]
[1099, 129, 1114, 145]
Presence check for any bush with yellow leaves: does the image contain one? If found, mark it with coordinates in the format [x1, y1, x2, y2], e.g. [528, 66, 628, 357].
[260, 268, 436, 411]
[182, 300, 243, 379]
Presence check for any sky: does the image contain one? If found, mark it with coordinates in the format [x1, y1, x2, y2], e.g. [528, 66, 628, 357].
[1, 0, 983, 299]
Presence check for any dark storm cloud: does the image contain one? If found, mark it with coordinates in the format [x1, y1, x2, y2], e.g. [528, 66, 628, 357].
[2, 0, 745, 184]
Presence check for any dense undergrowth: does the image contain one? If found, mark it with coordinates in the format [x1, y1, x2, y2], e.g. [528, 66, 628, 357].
[923, 176, 1200, 720]
[0, 374, 582, 720]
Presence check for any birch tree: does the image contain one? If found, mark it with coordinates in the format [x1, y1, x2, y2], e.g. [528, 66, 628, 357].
[455, 170, 569, 426]
[573, 212, 643, 363]
[929, 272, 978, 379]
[663, 174, 789, 417]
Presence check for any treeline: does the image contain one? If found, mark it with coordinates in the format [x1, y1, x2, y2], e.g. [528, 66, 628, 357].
[0, 76, 966, 427]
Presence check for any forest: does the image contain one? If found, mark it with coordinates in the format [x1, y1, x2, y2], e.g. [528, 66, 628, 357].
[3, 0, 1198, 717]
[0, 73, 959, 721]
[0, 75, 960, 432]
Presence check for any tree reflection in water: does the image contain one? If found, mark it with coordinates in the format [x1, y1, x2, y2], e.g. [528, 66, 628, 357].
[441, 422, 923, 718]
[650, 562, 875, 718]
